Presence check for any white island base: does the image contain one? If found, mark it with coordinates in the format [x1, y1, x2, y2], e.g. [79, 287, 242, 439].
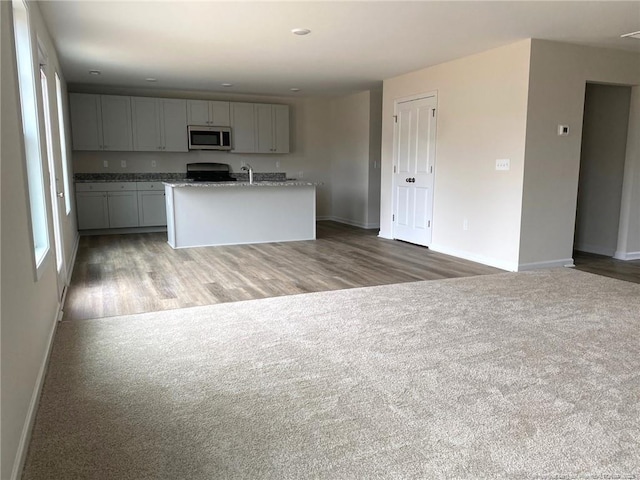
[164, 182, 317, 248]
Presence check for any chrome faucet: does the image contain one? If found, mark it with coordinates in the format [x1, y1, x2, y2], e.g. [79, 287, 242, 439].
[241, 163, 254, 184]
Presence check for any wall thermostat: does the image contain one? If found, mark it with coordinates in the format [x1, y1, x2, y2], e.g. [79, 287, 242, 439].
[558, 125, 569, 136]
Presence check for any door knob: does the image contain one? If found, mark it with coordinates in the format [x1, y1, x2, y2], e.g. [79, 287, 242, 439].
[57, 192, 64, 198]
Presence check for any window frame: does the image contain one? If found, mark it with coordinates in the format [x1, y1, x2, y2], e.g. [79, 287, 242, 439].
[12, 0, 51, 279]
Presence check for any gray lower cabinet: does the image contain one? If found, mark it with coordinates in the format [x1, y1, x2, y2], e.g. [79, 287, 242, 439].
[107, 191, 139, 228]
[76, 181, 167, 230]
[76, 191, 109, 229]
[137, 182, 167, 226]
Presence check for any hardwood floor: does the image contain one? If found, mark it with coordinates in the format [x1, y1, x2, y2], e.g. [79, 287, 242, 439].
[63, 221, 502, 321]
[64, 224, 640, 322]
[573, 250, 640, 284]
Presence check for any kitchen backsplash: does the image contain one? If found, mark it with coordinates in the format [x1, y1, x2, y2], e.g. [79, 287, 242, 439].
[74, 172, 287, 182]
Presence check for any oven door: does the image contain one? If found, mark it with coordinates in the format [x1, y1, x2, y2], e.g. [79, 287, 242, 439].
[188, 126, 232, 150]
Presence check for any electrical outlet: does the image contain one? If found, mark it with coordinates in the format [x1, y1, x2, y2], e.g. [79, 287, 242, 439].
[276, 161, 280, 169]
[121, 160, 127, 168]
[103, 160, 108, 168]
[298, 171, 304, 179]
[463, 218, 469, 231]
[496, 159, 510, 171]
[151, 160, 157, 168]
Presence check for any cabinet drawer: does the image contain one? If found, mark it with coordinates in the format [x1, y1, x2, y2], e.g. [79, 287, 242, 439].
[76, 182, 137, 192]
[136, 182, 165, 191]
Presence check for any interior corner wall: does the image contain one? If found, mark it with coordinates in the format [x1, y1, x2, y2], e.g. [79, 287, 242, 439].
[1, 1, 68, 478]
[329, 90, 376, 228]
[519, 40, 640, 269]
[616, 86, 640, 260]
[380, 40, 532, 271]
[367, 88, 383, 229]
[574, 84, 631, 256]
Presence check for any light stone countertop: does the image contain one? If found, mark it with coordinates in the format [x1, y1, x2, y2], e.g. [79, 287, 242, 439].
[164, 180, 321, 188]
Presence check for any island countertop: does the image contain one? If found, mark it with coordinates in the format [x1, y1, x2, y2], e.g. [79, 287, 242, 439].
[164, 180, 321, 188]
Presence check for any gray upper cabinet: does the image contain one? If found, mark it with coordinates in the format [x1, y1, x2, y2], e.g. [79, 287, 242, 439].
[132, 97, 187, 152]
[70, 93, 132, 151]
[231, 103, 290, 154]
[69, 93, 102, 150]
[70, 94, 288, 154]
[187, 100, 230, 126]
[101, 95, 133, 151]
[230, 103, 256, 153]
[255, 103, 290, 154]
[161, 99, 188, 151]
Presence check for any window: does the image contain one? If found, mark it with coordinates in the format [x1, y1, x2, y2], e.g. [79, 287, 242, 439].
[55, 72, 72, 214]
[12, 0, 50, 276]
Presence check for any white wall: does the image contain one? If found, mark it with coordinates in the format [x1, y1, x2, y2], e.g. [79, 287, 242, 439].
[519, 40, 640, 268]
[380, 40, 532, 271]
[1, 1, 77, 478]
[367, 88, 382, 228]
[616, 87, 640, 260]
[574, 84, 631, 256]
[330, 90, 376, 228]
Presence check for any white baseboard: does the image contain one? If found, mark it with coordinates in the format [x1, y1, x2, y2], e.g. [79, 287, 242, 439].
[429, 244, 517, 271]
[574, 242, 615, 257]
[613, 251, 640, 261]
[517, 258, 575, 271]
[11, 309, 60, 480]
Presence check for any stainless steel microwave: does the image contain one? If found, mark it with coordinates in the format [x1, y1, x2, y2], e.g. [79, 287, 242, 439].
[187, 125, 232, 150]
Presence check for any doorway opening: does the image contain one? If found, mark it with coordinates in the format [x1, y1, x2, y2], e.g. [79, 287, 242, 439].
[574, 83, 632, 257]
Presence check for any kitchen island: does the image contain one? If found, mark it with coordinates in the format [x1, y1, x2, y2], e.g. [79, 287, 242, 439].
[164, 180, 318, 248]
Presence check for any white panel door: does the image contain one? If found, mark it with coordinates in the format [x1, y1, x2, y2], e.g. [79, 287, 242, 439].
[392, 95, 437, 246]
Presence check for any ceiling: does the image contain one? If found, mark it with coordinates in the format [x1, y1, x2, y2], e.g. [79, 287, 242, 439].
[38, 1, 640, 98]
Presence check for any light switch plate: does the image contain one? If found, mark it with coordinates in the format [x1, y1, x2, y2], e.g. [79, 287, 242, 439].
[496, 159, 510, 171]
[558, 125, 569, 136]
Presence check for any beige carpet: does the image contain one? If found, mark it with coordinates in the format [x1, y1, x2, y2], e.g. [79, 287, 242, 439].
[23, 269, 640, 479]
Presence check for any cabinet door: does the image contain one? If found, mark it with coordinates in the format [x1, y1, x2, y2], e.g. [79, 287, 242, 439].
[69, 93, 103, 150]
[210, 101, 230, 127]
[131, 97, 161, 151]
[76, 191, 109, 229]
[101, 95, 133, 151]
[273, 105, 290, 153]
[187, 100, 210, 125]
[107, 191, 139, 228]
[161, 99, 188, 152]
[138, 190, 167, 226]
[255, 104, 274, 153]
[230, 103, 256, 153]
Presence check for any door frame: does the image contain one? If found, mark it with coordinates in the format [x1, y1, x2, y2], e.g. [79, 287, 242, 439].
[391, 91, 438, 246]
[38, 43, 67, 300]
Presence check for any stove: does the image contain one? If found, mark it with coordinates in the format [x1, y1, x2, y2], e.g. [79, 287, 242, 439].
[186, 162, 236, 182]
